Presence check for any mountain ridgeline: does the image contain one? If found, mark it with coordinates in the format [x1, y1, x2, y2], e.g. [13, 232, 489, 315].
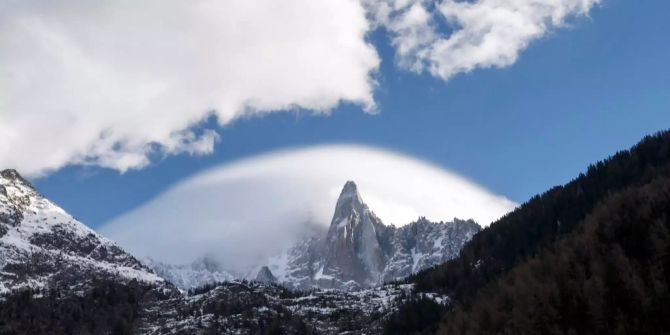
[149, 180, 481, 291]
[0, 170, 471, 333]
[2, 129, 670, 334]
[385, 130, 670, 334]
[0, 169, 173, 334]
[0, 169, 165, 294]
[262, 181, 481, 290]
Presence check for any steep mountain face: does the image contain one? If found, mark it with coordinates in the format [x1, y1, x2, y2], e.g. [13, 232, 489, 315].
[322, 181, 389, 287]
[382, 217, 480, 282]
[0, 169, 163, 294]
[265, 181, 481, 290]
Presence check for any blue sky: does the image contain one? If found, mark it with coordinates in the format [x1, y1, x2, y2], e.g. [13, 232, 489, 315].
[15, 0, 670, 229]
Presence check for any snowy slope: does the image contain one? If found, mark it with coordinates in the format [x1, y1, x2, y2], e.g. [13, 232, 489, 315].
[0, 169, 163, 294]
[381, 217, 479, 282]
[144, 257, 236, 290]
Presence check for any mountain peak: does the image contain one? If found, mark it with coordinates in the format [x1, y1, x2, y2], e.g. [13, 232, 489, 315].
[0, 169, 33, 189]
[342, 180, 358, 192]
[256, 266, 277, 284]
[0, 169, 25, 182]
[330, 181, 367, 229]
[336, 180, 362, 206]
[322, 181, 388, 286]
[0, 169, 20, 179]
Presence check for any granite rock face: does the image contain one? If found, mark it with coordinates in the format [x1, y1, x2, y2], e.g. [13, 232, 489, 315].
[264, 181, 481, 290]
[321, 181, 388, 287]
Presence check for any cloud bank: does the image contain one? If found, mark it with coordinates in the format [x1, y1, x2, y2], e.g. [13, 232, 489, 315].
[0, 0, 601, 176]
[100, 145, 517, 270]
[365, 0, 600, 79]
[0, 0, 379, 176]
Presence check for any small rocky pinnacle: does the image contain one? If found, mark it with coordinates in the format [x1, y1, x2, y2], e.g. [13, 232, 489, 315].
[342, 180, 357, 192]
[336, 180, 362, 204]
[256, 266, 277, 284]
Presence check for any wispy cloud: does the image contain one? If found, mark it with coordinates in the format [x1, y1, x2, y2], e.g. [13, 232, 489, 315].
[365, 0, 600, 79]
[100, 145, 517, 270]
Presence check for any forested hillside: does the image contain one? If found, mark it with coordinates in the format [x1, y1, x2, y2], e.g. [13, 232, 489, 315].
[415, 131, 670, 298]
[441, 175, 670, 334]
[385, 130, 670, 334]
[0, 280, 162, 335]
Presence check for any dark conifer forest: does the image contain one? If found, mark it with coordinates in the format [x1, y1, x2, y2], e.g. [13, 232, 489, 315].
[440, 175, 670, 334]
[0, 280, 156, 335]
[385, 130, 670, 333]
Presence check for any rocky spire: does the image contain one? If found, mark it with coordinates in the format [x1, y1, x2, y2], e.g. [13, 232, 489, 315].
[254, 180, 481, 290]
[329, 181, 364, 228]
[256, 266, 277, 284]
[327, 181, 366, 239]
[338, 181, 361, 203]
[321, 181, 388, 287]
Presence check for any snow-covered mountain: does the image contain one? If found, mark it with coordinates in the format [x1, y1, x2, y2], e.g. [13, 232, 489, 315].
[0, 169, 164, 294]
[0, 171, 467, 333]
[139, 180, 479, 291]
[263, 181, 481, 290]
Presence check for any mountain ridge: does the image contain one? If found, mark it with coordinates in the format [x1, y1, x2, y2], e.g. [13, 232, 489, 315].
[0, 169, 165, 294]
[263, 180, 481, 290]
[144, 180, 481, 291]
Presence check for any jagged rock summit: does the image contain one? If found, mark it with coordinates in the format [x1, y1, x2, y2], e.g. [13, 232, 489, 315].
[0, 169, 164, 294]
[322, 180, 387, 287]
[263, 180, 481, 290]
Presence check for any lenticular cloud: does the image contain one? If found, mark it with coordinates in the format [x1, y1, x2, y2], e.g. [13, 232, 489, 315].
[101, 145, 516, 270]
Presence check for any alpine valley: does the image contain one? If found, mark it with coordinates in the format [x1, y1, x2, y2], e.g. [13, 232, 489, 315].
[0, 170, 470, 334]
[3, 130, 670, 334]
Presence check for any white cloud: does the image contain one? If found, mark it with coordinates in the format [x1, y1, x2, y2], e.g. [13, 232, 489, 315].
[0, 0, 379, 176]
[0, 0, 601, 177]
[100, 145, 517, 270]
[365, 0, 600, 79]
